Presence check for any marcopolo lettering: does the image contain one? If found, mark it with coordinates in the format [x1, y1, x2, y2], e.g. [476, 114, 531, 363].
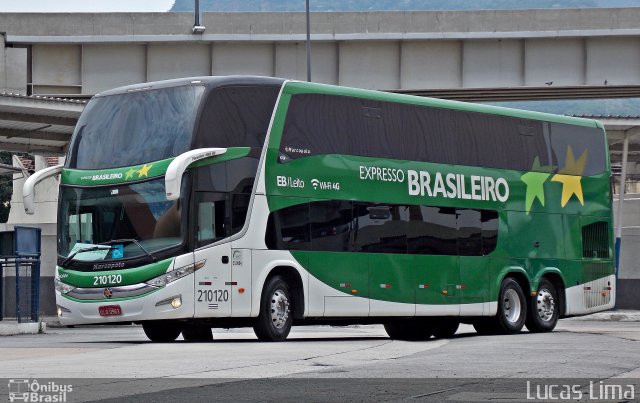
[407, 170, 509, 202]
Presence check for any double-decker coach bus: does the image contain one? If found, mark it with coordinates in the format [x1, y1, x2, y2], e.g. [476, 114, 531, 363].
[24, 76, 615, 342]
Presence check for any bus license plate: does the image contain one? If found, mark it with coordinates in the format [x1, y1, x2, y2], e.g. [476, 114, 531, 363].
[99, 305, 122, 316]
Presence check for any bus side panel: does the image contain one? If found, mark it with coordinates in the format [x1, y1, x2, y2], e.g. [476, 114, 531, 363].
[306, 251, 370, 317]
[414, 255, 460, 311]
[230, 248, 252, 316]
[459, 256, 490, 315]
[369, 254, 415, 316]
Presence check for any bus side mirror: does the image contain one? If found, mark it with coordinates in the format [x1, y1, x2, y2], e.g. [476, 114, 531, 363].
[165, 148, 227, 200]
[23, 164, 64, 215]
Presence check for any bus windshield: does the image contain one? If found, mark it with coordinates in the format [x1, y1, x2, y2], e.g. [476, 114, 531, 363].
[67, 85, 205, 170]
[58, 178, 184, 264]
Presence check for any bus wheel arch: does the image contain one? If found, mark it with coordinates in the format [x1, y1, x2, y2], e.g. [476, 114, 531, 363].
[262, 266, 305, 320]
[253, 266, 305, 342]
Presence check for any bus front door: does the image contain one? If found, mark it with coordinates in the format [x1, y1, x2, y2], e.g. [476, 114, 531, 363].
[193, 243, 232, 317]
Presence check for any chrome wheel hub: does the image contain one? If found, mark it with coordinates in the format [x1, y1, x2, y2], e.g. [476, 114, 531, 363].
[503, 289, 522, 324]
[536, 288, 555, 322]
[270, 289, 290, 329]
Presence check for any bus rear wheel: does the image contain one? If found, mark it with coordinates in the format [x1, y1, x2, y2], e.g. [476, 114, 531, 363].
[253, 276, 292, 342]
[142, 320, 181, 342]
[384, 320, 432, 341]
[431, 319, 459, 339]
[525, 278, 559, 333]
[472, 319, 499, 335]
[182, 324, 214, 342]
[474, 278, 527, 335]
[495, 277, 527, 334]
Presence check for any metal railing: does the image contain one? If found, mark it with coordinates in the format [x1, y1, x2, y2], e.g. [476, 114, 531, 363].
[0, 226, 42, 323]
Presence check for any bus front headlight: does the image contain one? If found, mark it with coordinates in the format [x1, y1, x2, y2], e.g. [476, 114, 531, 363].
[145, 260, 205, 288]
[54, 278, 76, 295]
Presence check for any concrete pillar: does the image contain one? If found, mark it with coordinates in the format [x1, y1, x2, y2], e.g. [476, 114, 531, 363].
[0, 34, 6, 92]
[615, 134, 629, 278]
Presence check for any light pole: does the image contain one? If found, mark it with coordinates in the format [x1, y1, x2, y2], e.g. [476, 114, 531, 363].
[305, 0, 311, 82]
[192, 0, 205, 33]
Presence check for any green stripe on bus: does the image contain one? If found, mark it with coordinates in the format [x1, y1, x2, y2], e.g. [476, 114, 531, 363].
[57, 258, 173, 288]
[60, 147, 252, 186]
[61, 158, 175, 186]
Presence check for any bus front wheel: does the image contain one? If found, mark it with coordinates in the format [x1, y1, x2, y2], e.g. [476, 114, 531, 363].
[142, 320, 181, 342]
[525, 278, 559, 333]
[253, 276, 292, 342]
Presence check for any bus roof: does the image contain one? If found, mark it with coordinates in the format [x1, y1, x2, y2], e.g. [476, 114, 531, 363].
[95, 75, 285, 98]
[95, 75, 603, 130]
[283, 80, 604, 130]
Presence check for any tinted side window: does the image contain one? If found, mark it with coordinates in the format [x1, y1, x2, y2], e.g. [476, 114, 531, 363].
[280, 94, 549, 171]
[481, 210, 499, 255]
[353, 203, 408, 254]
[265, 201, 499, 257]
[192, 157, 260, 246]
[407, 206, 458, 255]
[280, 93, 605, 175]
[194, 191, 229, 247]
[549, 123, 606, 176]
[193, 86, 280, 150]
[457, 208, 483, 256]
[310, 200, 353, 252]
[225, 157, 260, 194]
[265, 203, 310, 250]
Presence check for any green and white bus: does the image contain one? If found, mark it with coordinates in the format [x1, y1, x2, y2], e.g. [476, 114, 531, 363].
[24, 76, 615, 342]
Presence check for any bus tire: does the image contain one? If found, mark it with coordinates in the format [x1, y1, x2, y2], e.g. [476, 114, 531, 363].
[495, 277, 527, 334]
[473, 319, 499, 335]
[525, 278, 559, 333]
[182, 324, 214, 342]
[384, 320, 432, 341]
[431, 319, 459, 339]
[142, 320, 181, 342]
[253, 275, 292, 342]
[474, 278, 527, 335]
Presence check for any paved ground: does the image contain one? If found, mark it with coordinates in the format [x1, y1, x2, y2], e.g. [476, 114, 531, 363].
[0, 317, 639, 401]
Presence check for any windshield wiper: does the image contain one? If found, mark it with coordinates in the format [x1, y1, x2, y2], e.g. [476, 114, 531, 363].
[100, 239, 157, 263]
[61, 245, 113, 266]
[61, 239, 157, 266]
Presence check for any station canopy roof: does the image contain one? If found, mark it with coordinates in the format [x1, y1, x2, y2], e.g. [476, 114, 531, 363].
[0, 92, 85, 155]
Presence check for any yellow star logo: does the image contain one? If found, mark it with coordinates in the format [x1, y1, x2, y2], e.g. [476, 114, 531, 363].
[137, 164, 152, 178]
[124, 168, 137, 180]
[551, 146, 588, 207]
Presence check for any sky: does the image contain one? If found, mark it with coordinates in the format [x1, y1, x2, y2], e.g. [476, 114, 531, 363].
[0, 0, 174, 12]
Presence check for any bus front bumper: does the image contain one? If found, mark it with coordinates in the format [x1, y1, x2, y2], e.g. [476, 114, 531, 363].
[55, 277, 195, 325]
